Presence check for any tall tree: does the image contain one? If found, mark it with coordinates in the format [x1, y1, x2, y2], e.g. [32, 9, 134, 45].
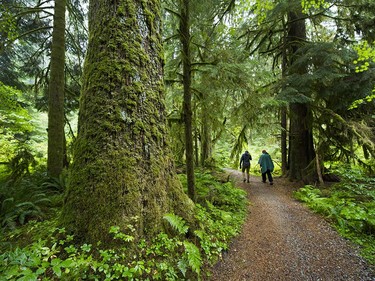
[180, 0, 196, 202]
[47, 0, 66, 177]
[61, 0, 194, 244]
[286, 6, 315, 181]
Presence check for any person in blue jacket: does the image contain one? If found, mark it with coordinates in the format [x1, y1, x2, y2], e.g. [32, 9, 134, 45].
[258, 150, 274, 185]
[240, 150, 252, 183]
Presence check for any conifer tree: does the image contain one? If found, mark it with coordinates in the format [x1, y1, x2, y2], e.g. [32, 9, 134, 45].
[47, 0, 66, 178]
[61, 0, 194, 244]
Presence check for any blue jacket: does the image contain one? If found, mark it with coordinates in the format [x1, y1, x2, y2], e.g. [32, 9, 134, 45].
[258, 152, 274, 173]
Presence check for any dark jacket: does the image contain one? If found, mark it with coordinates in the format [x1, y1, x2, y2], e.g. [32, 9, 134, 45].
[240, 151, 252, 168]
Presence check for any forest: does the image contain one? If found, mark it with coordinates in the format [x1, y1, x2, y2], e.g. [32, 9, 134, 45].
[1, 0, 374, 280]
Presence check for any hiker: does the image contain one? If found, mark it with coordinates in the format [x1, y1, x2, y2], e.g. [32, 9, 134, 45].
[239, 150, 252, 183]
[258, 149, 274, 185]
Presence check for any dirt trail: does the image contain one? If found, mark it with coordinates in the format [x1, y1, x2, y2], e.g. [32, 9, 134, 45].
[209, 169, 375, 281]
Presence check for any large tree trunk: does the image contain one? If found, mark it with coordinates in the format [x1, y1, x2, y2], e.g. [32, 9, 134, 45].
[47, 0, 66, 178]
[61, 0, 194, 244]
[287, 6, 315, 181]
[180, 0, 196, 202]
[289, 103, 314, 180]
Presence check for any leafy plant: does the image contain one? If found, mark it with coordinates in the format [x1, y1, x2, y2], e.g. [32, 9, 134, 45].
[0, 169, 247, 280]
[0, 172, 65, 232]
[163, 213, 189, 235]
[294, 168, 375, 264]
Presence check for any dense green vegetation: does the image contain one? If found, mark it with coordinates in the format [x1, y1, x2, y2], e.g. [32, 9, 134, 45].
[0, 171, 247, 280]
[1, 0, 375, 279]
[294, 167, 375, 264]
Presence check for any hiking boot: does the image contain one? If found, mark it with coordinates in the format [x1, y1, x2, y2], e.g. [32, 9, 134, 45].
[243, 179, 246, 182]
[270, 182, 273, 185]
[247, 180, 250, 183]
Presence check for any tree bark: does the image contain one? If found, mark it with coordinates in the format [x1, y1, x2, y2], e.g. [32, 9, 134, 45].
[287, 6, 315, 181]
[289, 103, 314, 181]
[281, 18, 288, 176]
[61, 0, 194, 244]
[200, 100, 212, 167]
[180, 0, 196, 202]
[47, 0, 66, 178]
[280, 105, 288, 175]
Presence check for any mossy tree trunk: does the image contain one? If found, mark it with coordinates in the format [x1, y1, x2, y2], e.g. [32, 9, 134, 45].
[61, 0, 194, 244]
[287, 6, 315, 181]
[47, 0, 66, 178]
[180, 0, 196, 202]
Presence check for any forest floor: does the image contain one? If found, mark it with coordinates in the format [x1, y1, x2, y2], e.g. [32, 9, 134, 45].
[208, 169, 375, 281]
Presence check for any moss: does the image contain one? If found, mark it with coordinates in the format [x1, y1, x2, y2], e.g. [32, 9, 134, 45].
[61, 0, 195, 247]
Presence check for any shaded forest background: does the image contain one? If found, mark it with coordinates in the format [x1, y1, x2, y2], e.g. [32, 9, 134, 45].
[1, 0, 375, 279]
[1, 0, 375, 181]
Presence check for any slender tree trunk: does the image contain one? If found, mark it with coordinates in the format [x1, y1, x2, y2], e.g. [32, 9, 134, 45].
[61, 0, 194, 244]
[287, 6, 315, 181]
[194, 128, 199, 166]
[281, 17, 288, 176]
[193, 100, 199, 166]
[180, 0, 196, 202]
[281, 106, 288, 175]
[47, 0, 66, 178]
[200, 106, 212, 167]
[315, 150, 324, 184]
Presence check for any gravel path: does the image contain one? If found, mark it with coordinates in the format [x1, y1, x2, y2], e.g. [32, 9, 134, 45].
[209, 169, 375, 281]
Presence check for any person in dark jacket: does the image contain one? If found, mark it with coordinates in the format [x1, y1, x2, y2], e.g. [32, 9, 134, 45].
[240, 151, 252, 183]
[258, 149, 274, 185]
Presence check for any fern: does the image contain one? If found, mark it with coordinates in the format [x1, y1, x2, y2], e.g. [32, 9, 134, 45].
[183, 241, 202, 276]
[177, 259, 188, 277]
[163, 213, 189, 235]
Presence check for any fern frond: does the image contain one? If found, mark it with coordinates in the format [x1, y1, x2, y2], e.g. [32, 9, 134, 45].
[1, 197, 15, 211]
[183, 241, 202, 275]
[177, 259, 188, 277]
[163, 213, 189, 235]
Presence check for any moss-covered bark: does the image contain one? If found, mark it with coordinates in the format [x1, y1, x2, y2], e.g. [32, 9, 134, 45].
[61, 0, 194, 244]
[48, 0, 66, 178]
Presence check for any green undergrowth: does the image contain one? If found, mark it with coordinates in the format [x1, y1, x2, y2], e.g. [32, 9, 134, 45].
[294, 168, 375, 265]
[0, 170, 247, 280]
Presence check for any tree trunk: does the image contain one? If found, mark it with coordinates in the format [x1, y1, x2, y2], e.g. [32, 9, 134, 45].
[200, 104, 212, 167]
[281, 17, 288, 176]
[287, 6, 315, 181]
[180, 0, 196, 202]
[61, 0, 194, 244]
[194, 128, 199, 166]
[47, 0, 66, 178]
[289, 103, 314, 181]
[280, 105, 288, 175]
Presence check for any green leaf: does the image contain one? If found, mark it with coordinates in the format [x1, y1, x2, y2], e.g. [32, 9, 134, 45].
[60, 259, 74, 268]
[53, 265, 62, 277]
[183, 241, 202, 275]
[163, 213, 189, 235]
[50, 258, 61, 266]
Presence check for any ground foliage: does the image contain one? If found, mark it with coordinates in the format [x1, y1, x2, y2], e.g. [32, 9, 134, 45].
[294, 166, 375, 264]
[0, 170, 247, 280]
